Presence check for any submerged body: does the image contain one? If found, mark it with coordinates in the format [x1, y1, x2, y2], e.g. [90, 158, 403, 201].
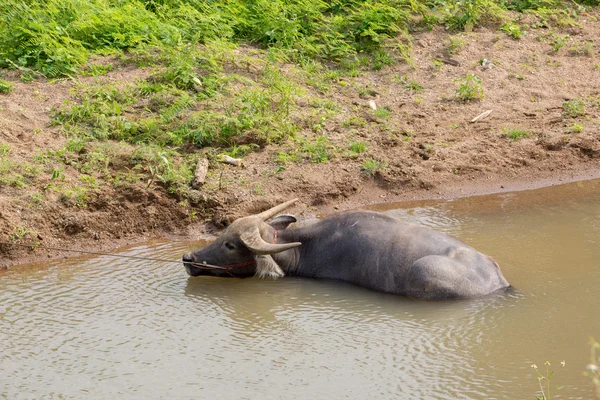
[183, 200, 510, 300]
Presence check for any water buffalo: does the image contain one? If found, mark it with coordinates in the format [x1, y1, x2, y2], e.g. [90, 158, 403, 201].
[182, 199, 510, 300]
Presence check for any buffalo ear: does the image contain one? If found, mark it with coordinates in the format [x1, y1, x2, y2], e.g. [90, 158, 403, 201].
[269, 214, 297, 230]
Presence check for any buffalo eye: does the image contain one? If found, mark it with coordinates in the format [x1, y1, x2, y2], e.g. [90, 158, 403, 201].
[224, 242, 236, 250]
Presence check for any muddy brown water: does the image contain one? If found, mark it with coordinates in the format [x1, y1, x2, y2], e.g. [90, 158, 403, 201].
[2, 180, 600, 399]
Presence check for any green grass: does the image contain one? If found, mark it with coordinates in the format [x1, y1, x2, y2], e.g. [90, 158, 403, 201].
[0, 79, 13, 93]
[502, 127, 530, 141]
[361, 158, 387, 175]
[394, 74, 423, 92]
[0, 0, 417, 77]
[374, 108, 392, 119]
[349, 141, 368, 154]
[446, 36, 466, 55]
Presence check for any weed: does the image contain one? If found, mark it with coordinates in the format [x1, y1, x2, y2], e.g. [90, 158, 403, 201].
[432, 59, 444, 71]
[550, 34, 570, 53]
[446, 36, 466, 55]
[501, 23, 523, 39]
[502, 127, 530, 141]
[530, 360, 566, 400]
[439, 0, 505, 31]
[372, 49, 393, 70]
[343, 116, 368, 128]
[570, 123, 583, 133]
[0, 159, 40, 188]
[29, 193, 45, 205]
[563, 100, 586, 118]
[361, 158, 387, 176]
[81, 63, 114, 77]
[9, 226, 37, 242]
[275, 150, 301, 165]
[299, 136, 335, 163]
[585, 338, 600, 398]
[50, 167, 65, 181]
[0, 143, 10, 157]
[568, 41, 594, 57]
[227, 144, 259, 158]
[349, 141, 368, 154]
[455, 74, 484, 102]
[394, 74, 423, 92]
[508, 73, 525, 80]
[0, 79, 13, 94]
[374, 108, 392, 119]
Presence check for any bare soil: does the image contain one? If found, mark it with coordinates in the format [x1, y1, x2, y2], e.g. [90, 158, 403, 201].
[2, 14, 600, 269]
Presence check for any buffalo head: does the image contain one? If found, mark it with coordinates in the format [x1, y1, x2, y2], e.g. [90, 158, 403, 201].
[182, 199, 302, 279]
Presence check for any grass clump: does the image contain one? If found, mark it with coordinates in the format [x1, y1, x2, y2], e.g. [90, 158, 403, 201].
[0, 79, 13, 93]
[361, 158, 387, 175]
[349, 141, 368, 154]
[374, 107, 392, 119]
[455, 74, 484, 102]
[394, 74, 423, 92]
[502, 127, 530, 141]
[446, 35, 466, 55]
[568, 41, 594, 57]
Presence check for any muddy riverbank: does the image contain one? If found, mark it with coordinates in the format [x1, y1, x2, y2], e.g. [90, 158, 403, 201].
[2, 9, 600, 269]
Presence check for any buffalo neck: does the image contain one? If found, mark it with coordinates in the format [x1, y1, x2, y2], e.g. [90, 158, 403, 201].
[270, 228, 303, 275]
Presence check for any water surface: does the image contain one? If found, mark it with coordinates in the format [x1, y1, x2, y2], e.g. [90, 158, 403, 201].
[2, 179, 600, 399]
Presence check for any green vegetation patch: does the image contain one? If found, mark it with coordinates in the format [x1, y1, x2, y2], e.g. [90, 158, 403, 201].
[455, 74, 484, 102]
[501, 127, 531, 141]
[0, 0, 418, 77]
[563, 100, 586, 118]
[0, 78, 13, 93]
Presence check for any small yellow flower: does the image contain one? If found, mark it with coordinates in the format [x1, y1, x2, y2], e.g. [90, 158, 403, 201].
[545, 361, 550, 366]
[561, 360, 566, 367]
[531, 364, 538, 369]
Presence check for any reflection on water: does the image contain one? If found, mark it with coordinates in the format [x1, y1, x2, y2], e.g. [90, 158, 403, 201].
[1, 179, 600, 399]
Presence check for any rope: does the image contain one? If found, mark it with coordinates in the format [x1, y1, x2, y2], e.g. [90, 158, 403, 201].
[1, 229, 280, 275]
[0, 241, 228, 272]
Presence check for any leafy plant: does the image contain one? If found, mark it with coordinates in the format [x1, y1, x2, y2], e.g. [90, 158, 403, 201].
[446, 35, 466, 54]
[501, 23, 523, 39]
[563, 100, 586, 118]
[455, 74, 484, 101]
[0, 79, 13, 93]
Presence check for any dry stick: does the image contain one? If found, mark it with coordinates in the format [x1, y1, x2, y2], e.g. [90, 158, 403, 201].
[470, 109, 492, 123]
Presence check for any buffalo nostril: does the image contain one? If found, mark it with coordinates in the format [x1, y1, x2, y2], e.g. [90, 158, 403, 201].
[182, 253, 194, 262]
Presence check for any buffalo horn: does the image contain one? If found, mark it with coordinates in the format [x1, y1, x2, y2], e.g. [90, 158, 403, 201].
[255, 198, 299, 221]
[240, 227, 302, 255]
